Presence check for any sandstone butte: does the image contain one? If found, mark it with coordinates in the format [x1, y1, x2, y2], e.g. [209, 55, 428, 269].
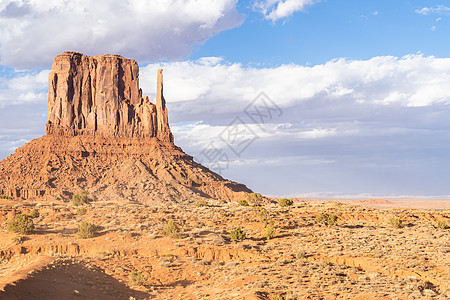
[0, 51, 252, 203]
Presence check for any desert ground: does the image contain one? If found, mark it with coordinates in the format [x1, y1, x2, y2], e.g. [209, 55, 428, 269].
[0, 197, 448, 299]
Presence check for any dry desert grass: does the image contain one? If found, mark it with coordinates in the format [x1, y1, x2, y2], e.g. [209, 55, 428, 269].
[0, 198, 448, 299]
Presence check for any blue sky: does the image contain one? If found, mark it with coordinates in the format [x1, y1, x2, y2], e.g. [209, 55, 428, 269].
[1, 0, 450, 198]
[194, 1, 450, 66]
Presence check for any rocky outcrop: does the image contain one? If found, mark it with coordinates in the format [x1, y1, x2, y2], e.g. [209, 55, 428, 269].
[46, 52, 172, 142]
[0, 51, 250, 202]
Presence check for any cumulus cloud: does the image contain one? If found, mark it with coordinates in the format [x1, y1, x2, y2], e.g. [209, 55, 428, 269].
[0, 0, 243, 69]
[415, 5, 450, 15]
[0, 69, 49, 107]
[139, 55, 450, 195]
[0, 68, 48, 156]
[141, 54, 450, 113]
[253, 0, 319, 21]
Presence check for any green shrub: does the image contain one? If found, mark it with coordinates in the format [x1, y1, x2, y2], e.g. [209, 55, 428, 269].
[278, 198, 293, 207]
[229, 227, 246, 241]
[259, 208, 270, 224]
[246, 193, 263, 206]
[239, 199, 250, 206]
[77, 207, 87, 216]
[129, 271, 146, 286]
[316, 213, 338, 226]
[72, 191, 92, 206]
[29, 209, 40, 219]
[0, 195, 13, 200]
[271, 295, 285, 300]
[164, 220, 181, 238]
[264, 222, 275, 240]
[388, 217, 403, 228]
[437, 220, 449, 229]
[296, 251, 307, 259]
[77, 221, 97, 239]
[239, 199, 249, 206]
[7, 213, 34, 234]
[195, 200, 208, 207]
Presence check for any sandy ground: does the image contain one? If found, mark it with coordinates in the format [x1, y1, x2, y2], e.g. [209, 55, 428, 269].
[0, 198, 448, 299]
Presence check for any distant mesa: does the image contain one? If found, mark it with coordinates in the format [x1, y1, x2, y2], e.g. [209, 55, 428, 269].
[0, 52, 251, 202]
[353, 199, 392, 205]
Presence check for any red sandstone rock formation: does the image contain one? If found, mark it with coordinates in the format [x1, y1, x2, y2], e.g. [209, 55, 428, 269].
[46, 52, 172, 142]
[0, 52, 250, 202]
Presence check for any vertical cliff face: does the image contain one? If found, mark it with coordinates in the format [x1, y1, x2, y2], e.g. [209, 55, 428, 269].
[46, 51, 172, 142]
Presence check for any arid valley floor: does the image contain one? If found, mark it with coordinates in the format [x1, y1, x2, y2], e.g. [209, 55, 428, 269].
[0, 198, 448, 299]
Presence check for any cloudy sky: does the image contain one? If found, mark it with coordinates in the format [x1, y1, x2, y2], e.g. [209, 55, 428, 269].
[1, 0, 450, 198]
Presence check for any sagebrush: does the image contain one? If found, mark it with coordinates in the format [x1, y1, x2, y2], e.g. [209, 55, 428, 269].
[316, 213, 338, 226]
[77, 221, 97, 238]
[264, 222, 275, 240]
[7, 213, 34, 234]
[278, 198, 293, 207]
[246, 193, 263, 205]
[195, 200, 208, 207]
[229, 227, 246, 241]
[72, 191, 92, 206]
[164, 220, 181, 238]
[296, 251, 307, 259]
[77, 207, 87, 216]
[437, 220, 448, 229]
[388, 217, 402, 228]
[259, 208, 270, 224]
[239, 199, 249, 206]
[129, 271, 146, 286]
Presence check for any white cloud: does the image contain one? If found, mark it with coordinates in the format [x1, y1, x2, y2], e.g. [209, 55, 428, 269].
[0, 0, 243, 68]
[415, 5, 450, 15]
[253, 0, 318, 21]
[137, 55, 450, 196]
[0, 69, 49, 107]
[3, 54, 450, 115]
[141, 54, 450, 111]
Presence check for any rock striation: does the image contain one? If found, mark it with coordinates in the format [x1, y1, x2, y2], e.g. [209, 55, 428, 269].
[46, 52, 173, 142]
[0, 52, 250, 202]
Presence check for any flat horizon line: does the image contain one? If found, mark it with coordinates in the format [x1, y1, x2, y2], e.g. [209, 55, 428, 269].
[268, 193, 450, 201]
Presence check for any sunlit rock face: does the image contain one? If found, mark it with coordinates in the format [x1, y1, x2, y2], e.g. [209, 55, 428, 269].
[46, 51, 172, 142]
